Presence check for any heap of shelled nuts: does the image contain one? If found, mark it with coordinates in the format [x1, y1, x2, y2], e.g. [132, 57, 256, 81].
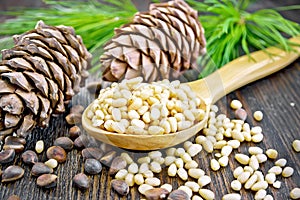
[86, 77, 206, 135]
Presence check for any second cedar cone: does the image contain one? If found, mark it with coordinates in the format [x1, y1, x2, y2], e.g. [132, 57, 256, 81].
[101, 0, 206, 82]
[0, 21, 91, 140]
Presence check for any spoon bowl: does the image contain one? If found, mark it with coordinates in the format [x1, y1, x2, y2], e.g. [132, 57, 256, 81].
[82, 36, 300, 150]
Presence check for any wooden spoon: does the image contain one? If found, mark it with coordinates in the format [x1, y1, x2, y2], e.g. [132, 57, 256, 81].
[82, 36, 300, 150]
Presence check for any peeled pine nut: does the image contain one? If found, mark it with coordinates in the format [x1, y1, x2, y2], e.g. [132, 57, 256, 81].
[249, 155, 259, 170]
[134, 174, 144, 185]
[185, 181, 200, 192]
[138, 184, 153, 195]
[178, 186, 193, 198]
[177, 168, 188, 181]
[238, 171, 251, 184]
[142, 170, 154, 178]
[272, 180, 281, 189]
[265, 173, 276, 184]
[268, 166, 282, 175]
[165, 156, 176, 166]
[221, 145, 233, 156]
[175, 158, 184, 168]
[222, 193, 241, 200]
[249, 147, 263, 155]
[282, 166, 294, 177]
[227, 140, 240, 149]
[218, 156, 229, 167]
[137, 156, 151, 164]
[210, 159, 220, 171]
[253, 111, 263, 121]
[44, 159, 58, 169]
[184, 141, 193, 150]
[175, 148, 186, 157]
[199, 189, 215, 200]
[235, 154, 250, 165]
[292, 140, 300, 152]
[192, 195, 204, 200]
[128, 163, 138, 174]
[115, 169, 128, 180]
[274, 158, 287, 167]
[256, 154, 268, 163]
[188, 168, 205, 179]
[252, 133, 264, 143]
[264, 195, 274, 200]
[187, 144, 202, 157]
[185, 160, 199, 169]
[148, 151, 162, 159]
[181, 153, 192, 163]
[160, 183, 172, 193]
[166, 147, 176, 156]
[255, 189, 267, 200]
[120, 152, 134, 165]
[168, 163, 177, 177]
[230, 100, 242, 109]
[265, 149, 278, 159]
[251, 181, 268, 191]
[244, 173, 258, 188]
[244, 166, 254, 174]
[231, 180, 242, 191]
[290, 188, 300, 199]
[255, 171, 265, 182]
[233, 166, 244, 178]
[213, 141, 227, 150]
[145, 177, 160, 186]
[150, 161, 162, 173]
[35, 140, 44, 154]
[198, 175, 211, 187]
[125, 173, 135, 187]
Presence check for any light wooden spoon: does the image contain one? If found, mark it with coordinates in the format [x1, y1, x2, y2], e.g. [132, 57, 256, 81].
[82, 36, 300, 150]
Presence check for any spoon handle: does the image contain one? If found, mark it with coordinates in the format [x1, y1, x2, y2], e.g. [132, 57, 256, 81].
[190, 36, 300, 104]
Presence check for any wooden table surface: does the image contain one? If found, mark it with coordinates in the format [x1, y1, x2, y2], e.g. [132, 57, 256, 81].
[1, 1, 300, 200]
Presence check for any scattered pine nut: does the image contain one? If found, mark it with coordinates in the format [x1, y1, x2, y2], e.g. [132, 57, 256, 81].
[222, 193, 241, 200]
[274, 158, 287, 167]
[210, 159, 220, 171]
[199, 189, 215, 200]
[282, 166, 294, 178]
[160, 183, 172, 193]
[263, 195, 274, 200]
[292, 140, 300, 152]
[266, 149, 278, 159]
[255, 189, 267, 200]
[290, 188, 300, 199]
[265, 173, 276, 184]
[272, 180, 281, 189]
[253, 111, 263, 121]
[198, 175, 211, 188]
[235, 154, 250, 165]
[249, 147, 263, 155]
[268, 166, 282, 175]
[230, 100, 242, 110]
[35, 140, 44, 154]
[231, 180, 242, 191]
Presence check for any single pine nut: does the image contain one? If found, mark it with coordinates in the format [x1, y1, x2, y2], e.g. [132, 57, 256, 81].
[177, 167, 188, 181]
[185, 160, 199, 169]
[178, 186, 193, 198]
[137, 156, 151, 164]
[243, 131, 252, 142]
[227, 140, 240, 149]
[268, 166, 282, 175]
[148, 151, 162, 159]
[148, 126, 164, 135]
[139, 163, 149, 174]
[235, 154, 250, 165]
[230, 100, 242, 109]
[202, 140, 214, 153]
[290, 188, 300, 199]
[255, 171, 265, 182]
[199, 189, 215, 200]
[292, 140, 300, 152]
[256, 154, 268, 163]
[175, 158, 184, 168]
[272, 180, 281, 189]
[251, 181, 268, 191]
[252, 133, 264, 143]
[263, 195, 274, 200]
[175, 148, 186, 157]
[198, 175, 211, 187]
[265, 173, 276, 184]
[44, 159, 58, 169]
[249, 155, 260, 170]
[181, 153, 192, 163]
[221, 145, 233, 156]
[251, 126, 262, 135]
[161, 183, 172, 193]
[192, 195, 204, 200]
[238, 171, 251, 184]
[222, 193, 241, 200]
[265, 149, 278, 159]
[210, 159, 220, 171]
[195, 135, 207, 144]
[187, 144, 202, 157]
[134, 174, 144, 185]
[35, 140, 44, 154]
[282, 166, 294, 178]
[153, 157, 165, 166]
[168, 163, 177, 177]
[166, 147, 176, 156]
[125, 173, 135, 187]
[184, 141, 193, 150]
[244, 166, 254, 174]
[255, 189, 267, 200]
[249, 147, 263, 155]
[231, 130, 245, 142]
[164, 156, 176, 166]
[233, 166, 244, 179]
[115, 169, 128, 180]
[145, 177, 160, 186]
[120, 153, 133, 165]
[244, 174, 258, 188]
[214, 141, 227, 150]
[231, 180, 242, 191]
[142, 170, 154, 178]
[128, 163, 139, 174]
[253, 111, 263, 121]
[150, 161, 162, 173]
[138, 184, 153, 195]
[275, 158, 287, 167]
[112, 108, 122, 121]
[218, 156, 229, 167]
[185, 181, 200, 192]
[189, 168, 205, 179]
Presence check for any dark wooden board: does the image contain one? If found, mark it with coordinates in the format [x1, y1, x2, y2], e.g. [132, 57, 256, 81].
[1, 1, 300, 200]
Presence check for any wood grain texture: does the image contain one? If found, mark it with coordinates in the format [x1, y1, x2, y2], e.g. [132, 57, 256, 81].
[0, 60, 299, 200]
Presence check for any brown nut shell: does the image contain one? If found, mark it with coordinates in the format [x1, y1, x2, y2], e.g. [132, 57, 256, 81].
[46, 146, 67, 163]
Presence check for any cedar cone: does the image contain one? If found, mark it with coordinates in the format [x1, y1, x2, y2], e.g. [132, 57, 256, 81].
[101, 0, 206, 82]
[0, 21, 91, 140]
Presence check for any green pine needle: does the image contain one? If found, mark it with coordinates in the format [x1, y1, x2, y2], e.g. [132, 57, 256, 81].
[187, 0, 300, 77]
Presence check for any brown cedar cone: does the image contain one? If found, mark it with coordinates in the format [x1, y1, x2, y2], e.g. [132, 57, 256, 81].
[0, 20, 91, 140]
[101, 0, 206, 82]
